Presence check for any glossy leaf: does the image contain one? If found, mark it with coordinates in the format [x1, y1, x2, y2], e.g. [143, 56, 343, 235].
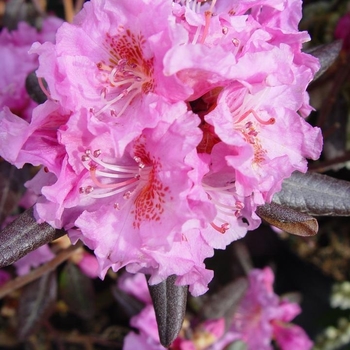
[148, 275, 188, 348]
[273, 171, 350, 216]
[256, 202, 318, 236]
[17, 271, 57, 340]
[307, 41, 342, 81]
[59, 262, 95, 320]
[0, 207, 66, 268]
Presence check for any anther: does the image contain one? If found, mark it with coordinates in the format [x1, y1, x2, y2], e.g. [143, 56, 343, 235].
[232, 38, 239, 47]
[123, 191, 132, 199]
[210, 221, 230, 234]
[79, 186, 94, 194]
[93, 149, 101, 158]
[134, 156, 145, 169]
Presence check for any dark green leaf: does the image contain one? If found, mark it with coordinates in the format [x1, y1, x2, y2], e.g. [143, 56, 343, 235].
[200, 277, 248, 327]
[111, 285, 144, 319]
[0, 207, 66, 268]
[3, 0, 40, 30]
[148, 275, 188, 348]
[307, 41, 342, 81]
[17, 271, 57, 340]
[0, 162, 29, 225]
[25, 72, 47, 104]
[273, 171, 350, 216]
[59, 262, 95, 320]
[257, 202, 318, 236]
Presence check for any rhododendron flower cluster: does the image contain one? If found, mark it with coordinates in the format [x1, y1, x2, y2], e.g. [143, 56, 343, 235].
[0, 0, 322, 295]
[0, 17, 63, 121]
[121, 269, 313, 350]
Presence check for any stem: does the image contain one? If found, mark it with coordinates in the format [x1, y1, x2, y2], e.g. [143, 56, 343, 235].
[0, 243, 82, 299]
[63, 0, 75, 23]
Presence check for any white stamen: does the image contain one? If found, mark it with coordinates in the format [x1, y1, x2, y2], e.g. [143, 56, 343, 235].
[80, 149, 152, 201]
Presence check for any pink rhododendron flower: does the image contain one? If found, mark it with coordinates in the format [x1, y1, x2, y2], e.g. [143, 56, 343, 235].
[335, 12, 350, 51]
[0, 17, 63, 121]
[14, 244, 55, 276]
[0, 270, 11, 286]
[211, 267, 313, 350]
[272, 321, 313, 350]
[0, 0, 322, 295]
[76, 251, 100, 278]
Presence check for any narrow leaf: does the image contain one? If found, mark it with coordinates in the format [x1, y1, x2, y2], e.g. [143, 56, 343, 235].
[111, 285, 144, 319]
[0, 162, 30, 225]
[59, 262, 95, 320]
[200, 277, 248, 326]
[148, 275, 188, 348]
[0, 207, 66, 268]
[256, 202, 318, 236]
[17, 271, 57, 340]
[0, 244, 81, 299]
[25, 72, 47, 104]
[307, 41, 342, 81]
[273, 171, 350, 216]
[3, 0, 39, 30]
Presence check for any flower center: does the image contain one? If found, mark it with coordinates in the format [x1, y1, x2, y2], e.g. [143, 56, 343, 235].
[80, 145, 169, 228]
[202, 179, 244, 233]
[95, 30, 154, 117]
[79, 149, 151, 202]
[234, 109, 275, 165]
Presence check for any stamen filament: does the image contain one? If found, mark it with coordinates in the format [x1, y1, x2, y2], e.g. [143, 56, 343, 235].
[38, 77, 51, 99]
[202, 182, 236, 192]
[236, 109, 275, 125]
[199, 0, 217, 44]
[96, 83, 141, 117]
[89, 182, 138, 199]
[94, 170, 139, 179]
[90, 168, 138, 189]
[210, 221, 229, 234]
[115, 89, 139, 118]
[84, 153, 140, 173]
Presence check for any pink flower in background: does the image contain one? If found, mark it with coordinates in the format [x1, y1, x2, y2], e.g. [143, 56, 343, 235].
[120, 269, 312, 350]
[0, 270, 11, 286]
[14, 244, 55, 276]
[335, 12, 350, 51]
[120, 273, 224, 350]
[272, 321, 313, 350]
[0, 17, 63, 121]
[212, 267, 313, 350]
[0, 0, 322, 295]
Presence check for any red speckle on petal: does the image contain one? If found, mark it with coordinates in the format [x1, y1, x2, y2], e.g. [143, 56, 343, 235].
[104, 31, 154, 94]
[131, 143, 169, 228]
